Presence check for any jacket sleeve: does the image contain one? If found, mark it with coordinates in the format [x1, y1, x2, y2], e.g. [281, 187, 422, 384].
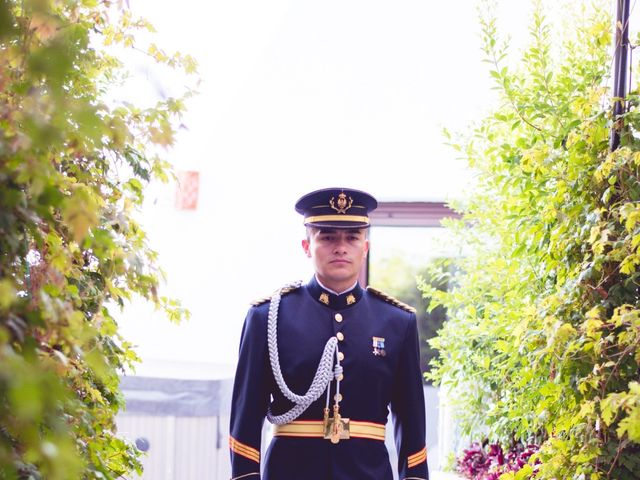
[390, 312, 429, 480]
[229, 307, 271, 480]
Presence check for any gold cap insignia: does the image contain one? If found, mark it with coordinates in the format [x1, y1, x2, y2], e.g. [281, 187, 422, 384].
[319, 293, 330, 305]
[329, 192, 353, 214]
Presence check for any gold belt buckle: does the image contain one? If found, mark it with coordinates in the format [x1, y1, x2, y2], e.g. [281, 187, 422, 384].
[323, 417, 350, 443]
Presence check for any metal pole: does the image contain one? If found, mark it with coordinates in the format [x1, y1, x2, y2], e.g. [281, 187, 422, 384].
[610, 0, 631, 151]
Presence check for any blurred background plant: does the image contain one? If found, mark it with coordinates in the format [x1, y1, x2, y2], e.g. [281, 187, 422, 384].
[0, 0, 195, 478]
[424, 0, 640, 478]
[371, 254, 452, 381]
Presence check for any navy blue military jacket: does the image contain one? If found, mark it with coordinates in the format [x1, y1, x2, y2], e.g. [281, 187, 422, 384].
[229, 277, 429, 480]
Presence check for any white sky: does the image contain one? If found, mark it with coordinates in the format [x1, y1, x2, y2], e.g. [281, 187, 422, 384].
[115, 0, 621, 378]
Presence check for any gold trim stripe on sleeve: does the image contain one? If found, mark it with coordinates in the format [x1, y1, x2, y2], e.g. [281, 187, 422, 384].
[229, 436, 260, 463]
[229, 442, 260, 463]
[229, 444, 259, 463]
[407, 452, 427, 468]
[407, 447, 427, 468]
[229, 440, 259, 458]
[304, 215, 370, 224]
[230, 444, 259, 463]
[407, 447, 426, 461]
[273, 420, 385, 441]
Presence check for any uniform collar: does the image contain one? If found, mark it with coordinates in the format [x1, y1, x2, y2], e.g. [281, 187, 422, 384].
[307, 276, 363, 309]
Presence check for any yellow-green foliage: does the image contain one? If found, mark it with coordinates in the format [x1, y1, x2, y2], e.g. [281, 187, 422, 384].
[0, 1, 194, 478]
[426, 1, 640, 478]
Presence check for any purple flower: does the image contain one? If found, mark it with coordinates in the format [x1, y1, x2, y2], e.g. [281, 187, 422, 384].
[456, 439, 540, 479]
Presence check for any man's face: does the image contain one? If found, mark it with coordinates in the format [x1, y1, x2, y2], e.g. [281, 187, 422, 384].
[301, 228, 369, 292]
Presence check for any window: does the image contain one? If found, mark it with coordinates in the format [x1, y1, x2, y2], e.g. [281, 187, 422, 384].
[366, 202, 461, 379]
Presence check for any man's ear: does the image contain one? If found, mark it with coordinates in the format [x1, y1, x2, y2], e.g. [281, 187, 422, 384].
[301, 238, 311, 257]
[362, 239, 369, 258]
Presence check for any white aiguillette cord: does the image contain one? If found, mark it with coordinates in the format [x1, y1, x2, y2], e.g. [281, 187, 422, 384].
[266, 281, 343, 425]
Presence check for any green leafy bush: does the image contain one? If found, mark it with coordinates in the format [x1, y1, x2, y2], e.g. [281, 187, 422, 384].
[0, 1, 193, 478]
[424, 1, 640, 478]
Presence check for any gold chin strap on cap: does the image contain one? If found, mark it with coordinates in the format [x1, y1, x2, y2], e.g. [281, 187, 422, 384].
[304, 214, 370, 224]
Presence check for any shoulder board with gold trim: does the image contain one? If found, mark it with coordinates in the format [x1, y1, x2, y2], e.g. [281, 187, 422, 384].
[366, 286, 417, 313]
[250, 283, 302, 307]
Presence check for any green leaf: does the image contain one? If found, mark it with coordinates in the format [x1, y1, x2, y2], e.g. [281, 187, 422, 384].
[0, 279, 16, 311]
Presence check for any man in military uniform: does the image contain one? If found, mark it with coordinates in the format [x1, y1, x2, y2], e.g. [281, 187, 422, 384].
[229, 187, 429, 480]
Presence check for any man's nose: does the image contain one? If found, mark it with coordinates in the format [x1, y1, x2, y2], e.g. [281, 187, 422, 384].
[333, 236, 348, 253]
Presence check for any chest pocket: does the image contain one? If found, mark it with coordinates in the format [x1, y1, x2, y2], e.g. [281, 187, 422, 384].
[344, 331, 397, 390]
